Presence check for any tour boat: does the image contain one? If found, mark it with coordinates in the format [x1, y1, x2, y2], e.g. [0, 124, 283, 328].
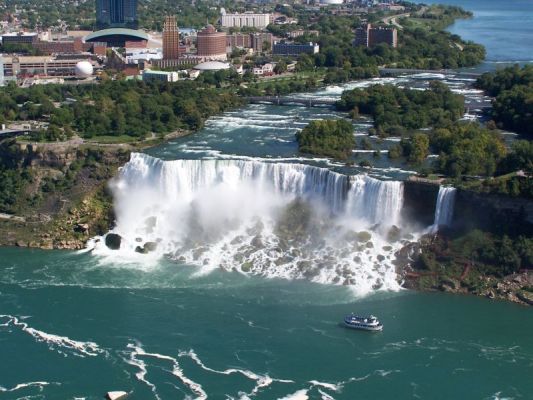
[344, 314, 383, 331]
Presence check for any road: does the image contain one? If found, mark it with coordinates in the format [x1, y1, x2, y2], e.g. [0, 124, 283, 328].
[381, 12, 411, 30]
[380, 6, 428, 30]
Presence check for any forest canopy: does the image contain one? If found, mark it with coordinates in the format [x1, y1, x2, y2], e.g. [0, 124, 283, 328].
[0, 80, 242, 141]
[476, 65, 533, 137]
[336, 82, 465, 136]
[296, 119, 355, 159]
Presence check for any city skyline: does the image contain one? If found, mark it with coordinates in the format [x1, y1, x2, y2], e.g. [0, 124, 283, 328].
[96, 0, 138, 29]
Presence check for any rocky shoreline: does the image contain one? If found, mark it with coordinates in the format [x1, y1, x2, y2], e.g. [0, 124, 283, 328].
[395, 236, 533, 307]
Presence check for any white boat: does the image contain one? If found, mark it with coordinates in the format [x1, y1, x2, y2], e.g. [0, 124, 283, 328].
[344, 314, 383, 331]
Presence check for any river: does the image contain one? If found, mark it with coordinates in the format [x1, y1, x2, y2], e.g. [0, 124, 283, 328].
[1, 1, 533, 399]
[423, 0, 533, 71]
[1, 248, 532, 399]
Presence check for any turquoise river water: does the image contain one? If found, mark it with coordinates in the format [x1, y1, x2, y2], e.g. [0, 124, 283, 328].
[1, 248, 532, 399]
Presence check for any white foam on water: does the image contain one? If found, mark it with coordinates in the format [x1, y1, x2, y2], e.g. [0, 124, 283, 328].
[0, 315, 105, 358]
[408, 73, 446, 80]
[318, 389, 336, 400]
[488, 391, 515, 400]
[90, 153, 418, 296]
[179, 349, 293, 397]
[0, 381, 56, 393]
[277, 389, 309, 400]
[308, 380, 341, 391]
[124, 343, 162, 400]
[126, 343, 208, 400]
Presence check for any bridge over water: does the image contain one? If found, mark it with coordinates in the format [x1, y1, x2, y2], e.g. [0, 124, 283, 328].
[245, 96, 491, 112]
[378, 67, 482, 79]
[245, 96, 338, 107]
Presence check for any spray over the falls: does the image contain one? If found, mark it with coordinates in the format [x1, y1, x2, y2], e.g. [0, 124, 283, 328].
[92, 153, 419, 295]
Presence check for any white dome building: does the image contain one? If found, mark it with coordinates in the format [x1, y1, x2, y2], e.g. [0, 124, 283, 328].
[75, 61, 94, 78]
[193, 61, 231, 71]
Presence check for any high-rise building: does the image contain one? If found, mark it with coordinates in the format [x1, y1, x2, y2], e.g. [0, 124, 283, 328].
[355, 24, 397, 48]
[220, 12, 271, 29]
[196, 25, 227, 61]
[96, 0, 138, 29]
[163, 16, 180, 60]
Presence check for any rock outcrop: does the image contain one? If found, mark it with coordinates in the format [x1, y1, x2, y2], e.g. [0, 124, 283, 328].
[105, 233, 122, 250]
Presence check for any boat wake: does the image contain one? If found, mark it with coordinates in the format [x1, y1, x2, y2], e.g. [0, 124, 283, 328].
[121, 342, 403, 399]
[0, 314, 106, 358]
[0, 381, 58, 393]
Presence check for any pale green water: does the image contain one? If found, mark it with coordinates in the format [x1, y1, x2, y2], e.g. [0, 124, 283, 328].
[1, 248, 532, 399]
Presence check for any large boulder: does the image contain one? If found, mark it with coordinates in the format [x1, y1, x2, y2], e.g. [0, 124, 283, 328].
[75, 223, 90, 234]
[135, 241, 158, 254]
[105, 233, 122, 250]
[144, 241, 158, 252]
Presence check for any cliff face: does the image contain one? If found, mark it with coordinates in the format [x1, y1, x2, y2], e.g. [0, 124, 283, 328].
[453, 189, 533, 236]
[399, 181, 533, 306]
[402, 180, 533, 236]
[0, 140, 131, 249]
[13, 142, 130, 169]
[402, 180, 440, 227]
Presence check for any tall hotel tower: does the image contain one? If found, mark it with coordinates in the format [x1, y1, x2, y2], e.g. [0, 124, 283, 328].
[163, 16, 180, 60]
[96, 0, 139, 29]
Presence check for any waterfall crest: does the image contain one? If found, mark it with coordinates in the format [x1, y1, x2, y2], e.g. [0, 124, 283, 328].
[431, 186, 457, 231]
[92, 153, 412, 295]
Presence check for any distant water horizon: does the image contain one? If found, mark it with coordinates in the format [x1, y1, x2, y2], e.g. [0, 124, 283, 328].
[421, 0, 533, 71]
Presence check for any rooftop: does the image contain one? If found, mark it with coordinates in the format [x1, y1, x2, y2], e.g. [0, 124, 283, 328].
[2, 32, 38, 37]
[194, 61, 231, 71]
[85, 28, 149, 42]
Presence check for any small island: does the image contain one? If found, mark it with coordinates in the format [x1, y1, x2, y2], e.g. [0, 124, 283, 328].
[296, 119, 355, 159]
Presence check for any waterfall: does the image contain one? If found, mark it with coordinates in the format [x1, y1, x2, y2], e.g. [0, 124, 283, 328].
[119, 152, 349, 213]
[346, 175, 404, 227]
[432, 186, 457, 231]
[92, 153, 411, 295]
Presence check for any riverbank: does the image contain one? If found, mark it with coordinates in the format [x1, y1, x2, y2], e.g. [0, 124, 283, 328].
[398, 179, 533, 306]
[397, 235, 533, 307]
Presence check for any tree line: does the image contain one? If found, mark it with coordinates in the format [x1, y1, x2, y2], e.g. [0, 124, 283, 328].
[476, 65, 533, 137]
[296, 119, 355, 159]
[337, 82, 465, 137]
[0, 80, 242, 141]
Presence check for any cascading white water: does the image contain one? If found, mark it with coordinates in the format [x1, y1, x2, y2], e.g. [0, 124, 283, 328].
[431, 186, 457, 231]
[346, 175, 404, 228]
[92, 153, 413, 295]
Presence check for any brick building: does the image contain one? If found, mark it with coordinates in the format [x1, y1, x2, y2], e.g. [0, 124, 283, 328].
[227, 32, 273, 53]
[163, 16, 180, 60]
[197, 25, 227, 61]
[355, 24, 397, 48]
